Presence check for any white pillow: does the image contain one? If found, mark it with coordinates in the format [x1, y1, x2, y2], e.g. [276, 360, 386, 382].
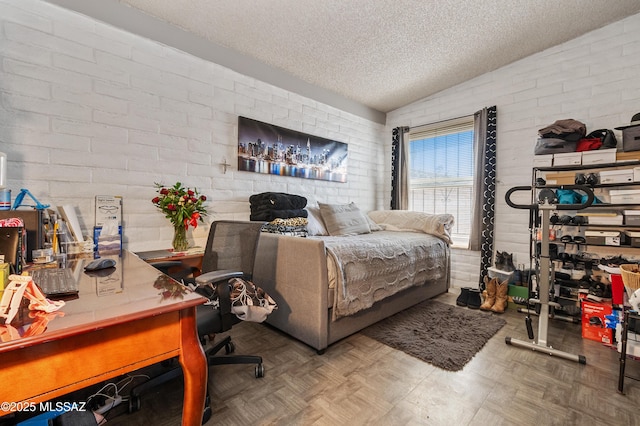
[305, 206, 328, 236]
[318, 202, 371, 236]
[368, 210, 454, 243]
[366, 214, 383, 231]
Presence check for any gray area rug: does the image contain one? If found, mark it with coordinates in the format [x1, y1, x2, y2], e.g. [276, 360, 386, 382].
[361, 300, 506, 371]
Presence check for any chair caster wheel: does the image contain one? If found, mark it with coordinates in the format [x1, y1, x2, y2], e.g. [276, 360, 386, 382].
[202, 406, 212, 424]
[255, 363, 265, 378]
[128, 395, 141, 413]
[225, 341, 235, 354]
[202, 396, 212, 424]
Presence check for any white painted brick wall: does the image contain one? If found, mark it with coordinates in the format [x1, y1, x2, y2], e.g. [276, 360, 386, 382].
[2, 1, 639, 287]
[387, 12, 640, 290]
[0, 0, 384, 251]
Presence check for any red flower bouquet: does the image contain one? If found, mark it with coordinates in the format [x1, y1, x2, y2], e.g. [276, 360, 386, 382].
[152, 182, 207, 251]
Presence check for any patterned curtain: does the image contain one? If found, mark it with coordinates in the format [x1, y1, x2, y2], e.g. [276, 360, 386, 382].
[469, 106, 497, 288]
[391, 127, 409, 210]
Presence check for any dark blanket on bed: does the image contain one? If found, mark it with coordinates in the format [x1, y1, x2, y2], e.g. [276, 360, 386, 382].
[250, 192, 308, 221]
[249, 192, 307, 210]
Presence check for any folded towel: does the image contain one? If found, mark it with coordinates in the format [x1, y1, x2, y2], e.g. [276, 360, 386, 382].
[261, 218, 308, 236]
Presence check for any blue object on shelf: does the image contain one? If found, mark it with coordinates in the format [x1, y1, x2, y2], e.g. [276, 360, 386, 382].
[605, 313, 620, 329]
[11, 189, 50, 210]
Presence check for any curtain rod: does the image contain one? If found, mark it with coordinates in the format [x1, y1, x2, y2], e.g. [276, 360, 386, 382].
[408, 107, 493, 130]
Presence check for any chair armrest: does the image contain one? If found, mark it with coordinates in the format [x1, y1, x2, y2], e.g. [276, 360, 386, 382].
[195, 270, 243, 286]
[194, 270, 241, 332]
[148, 260, 184, 271]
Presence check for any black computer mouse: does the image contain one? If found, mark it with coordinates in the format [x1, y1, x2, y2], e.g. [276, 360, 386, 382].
[84, 257, 116, 271]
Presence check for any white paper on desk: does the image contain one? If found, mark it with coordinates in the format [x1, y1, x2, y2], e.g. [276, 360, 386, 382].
[58, 205, 83, 242]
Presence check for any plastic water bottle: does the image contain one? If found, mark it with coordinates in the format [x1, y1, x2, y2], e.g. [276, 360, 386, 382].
[0, 151, 6, 188]
[0, 152, 8, 210]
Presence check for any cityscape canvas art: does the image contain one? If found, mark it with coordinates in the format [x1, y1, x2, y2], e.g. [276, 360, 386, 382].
[237, 116, 348, 182]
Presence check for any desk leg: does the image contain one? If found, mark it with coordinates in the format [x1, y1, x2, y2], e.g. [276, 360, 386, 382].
[179, 307, 208, 426]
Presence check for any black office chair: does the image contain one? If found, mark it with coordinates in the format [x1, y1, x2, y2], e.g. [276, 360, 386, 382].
[129, 220, 267, 423]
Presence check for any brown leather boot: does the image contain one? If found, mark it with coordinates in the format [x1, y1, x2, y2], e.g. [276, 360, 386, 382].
[480, 277, 497, 311]
[491, 279, 509, 313]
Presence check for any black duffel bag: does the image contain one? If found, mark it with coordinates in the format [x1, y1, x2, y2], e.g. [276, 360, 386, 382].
[534, 137, 577, 155]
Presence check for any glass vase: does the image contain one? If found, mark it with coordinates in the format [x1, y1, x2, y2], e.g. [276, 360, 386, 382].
[172, 224, 188, 252]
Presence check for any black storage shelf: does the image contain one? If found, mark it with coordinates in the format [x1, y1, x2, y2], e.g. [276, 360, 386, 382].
[534, 160, 640, 172]
[530, 160, 640, 315]
[554, 224, 640, 229]
[584, 203, 640, 208]
[537, 182, 640, 190]
[558, 241, 639, 249]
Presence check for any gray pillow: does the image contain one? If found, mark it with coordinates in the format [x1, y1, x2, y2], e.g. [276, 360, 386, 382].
[305, 206, 329, 236]
[318, 202, 371, 236]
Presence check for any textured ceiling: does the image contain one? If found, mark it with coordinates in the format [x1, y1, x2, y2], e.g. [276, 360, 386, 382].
[109, 1, 640, 114]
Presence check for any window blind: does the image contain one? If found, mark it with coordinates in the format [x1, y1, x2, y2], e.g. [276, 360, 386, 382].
[406, 115, 475, 245]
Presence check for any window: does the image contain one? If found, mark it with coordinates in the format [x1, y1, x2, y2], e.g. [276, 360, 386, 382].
[408, 116, 475, 247]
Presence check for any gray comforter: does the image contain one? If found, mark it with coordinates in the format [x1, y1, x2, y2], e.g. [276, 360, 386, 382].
[322, 230, 449, 320]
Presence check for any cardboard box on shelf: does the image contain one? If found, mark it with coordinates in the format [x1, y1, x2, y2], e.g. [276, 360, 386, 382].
[553, 152, 582, 166]
[610, 189, 640, 204]
[533, 154, 553, 167]
[626, 231, 640, 248]
[582, 148, 617, 165]
[624, 210, 640, 225]
[599, 169, 634, 184]
[617, 151, 640, 162]
[578, 212, 623, 225]
[544, 171, 575, 185]
[581, 299, 614, 344]
[584, 230, 628, 246]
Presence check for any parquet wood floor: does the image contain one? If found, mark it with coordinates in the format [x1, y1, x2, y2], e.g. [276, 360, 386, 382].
[106, 291, 640, 425]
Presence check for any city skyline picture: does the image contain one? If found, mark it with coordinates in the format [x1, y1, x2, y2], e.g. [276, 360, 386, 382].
[237, 116, 348, 182]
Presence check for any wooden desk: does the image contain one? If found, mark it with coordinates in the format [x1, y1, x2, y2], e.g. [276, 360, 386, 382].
[0, 251, 208, 425]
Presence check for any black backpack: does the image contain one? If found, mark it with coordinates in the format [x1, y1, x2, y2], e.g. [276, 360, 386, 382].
[585, 129, 617, 149]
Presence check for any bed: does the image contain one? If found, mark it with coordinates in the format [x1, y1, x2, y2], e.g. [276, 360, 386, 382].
[252, 207, 453, 353]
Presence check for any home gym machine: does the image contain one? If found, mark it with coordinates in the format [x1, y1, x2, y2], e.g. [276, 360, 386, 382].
[504, 184, 594, 364]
